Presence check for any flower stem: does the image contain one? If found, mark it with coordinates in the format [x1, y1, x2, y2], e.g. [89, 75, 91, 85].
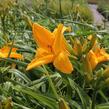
[91, 89, 97, 109]
[43, 65, 59, 100]
[59, 0, 62, 18]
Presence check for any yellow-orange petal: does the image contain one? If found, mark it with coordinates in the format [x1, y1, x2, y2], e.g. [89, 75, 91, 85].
[53, 24, 63, 54]
[94, 48, 109, 63]
[0, 52, 5, 58]
[87, 35, 93, 40]
[98, 55, 109, 63]
[32, 23, 54, 50]
[26, 54, 54, 70]
[88, 50, 98, 70]
[53, 24, 71, 35]
[62, 26, 71, 33]
[0, 52, 23, 59]
[53, 24, 70, 55]
[53, 52, 73, 74]
[9, 53, 23, 59]
[36, 48, 52, 58]
[0, 46, 23, 59]
[0, 46, 18, 52]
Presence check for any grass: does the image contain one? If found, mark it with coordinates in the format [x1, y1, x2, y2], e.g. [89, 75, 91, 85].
[24, 0, 93, 23]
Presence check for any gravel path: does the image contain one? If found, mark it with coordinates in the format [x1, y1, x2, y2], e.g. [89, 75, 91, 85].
[89, 4, 104, 27]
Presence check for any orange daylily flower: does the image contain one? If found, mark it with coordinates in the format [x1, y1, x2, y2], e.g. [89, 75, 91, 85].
[72, 38, 83, 56]
[72, 35, 97, 56]
[26, 23, 73, 74]
[87, 47, 109, 70]
[0, 46, 23, 59]
[87, 35, 98, 50]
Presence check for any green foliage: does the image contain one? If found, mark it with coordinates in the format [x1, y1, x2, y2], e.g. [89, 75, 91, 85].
[0, 0, 109, 109]
[19, 0, 93, 23]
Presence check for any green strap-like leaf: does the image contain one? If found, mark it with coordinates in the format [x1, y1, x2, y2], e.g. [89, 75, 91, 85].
[9, 69, 31, 83]
[68, 77, 91, 109]
[13, 85, 59, 109]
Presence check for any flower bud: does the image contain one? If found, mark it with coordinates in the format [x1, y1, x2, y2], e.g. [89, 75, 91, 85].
[59, 98, 70, 109]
